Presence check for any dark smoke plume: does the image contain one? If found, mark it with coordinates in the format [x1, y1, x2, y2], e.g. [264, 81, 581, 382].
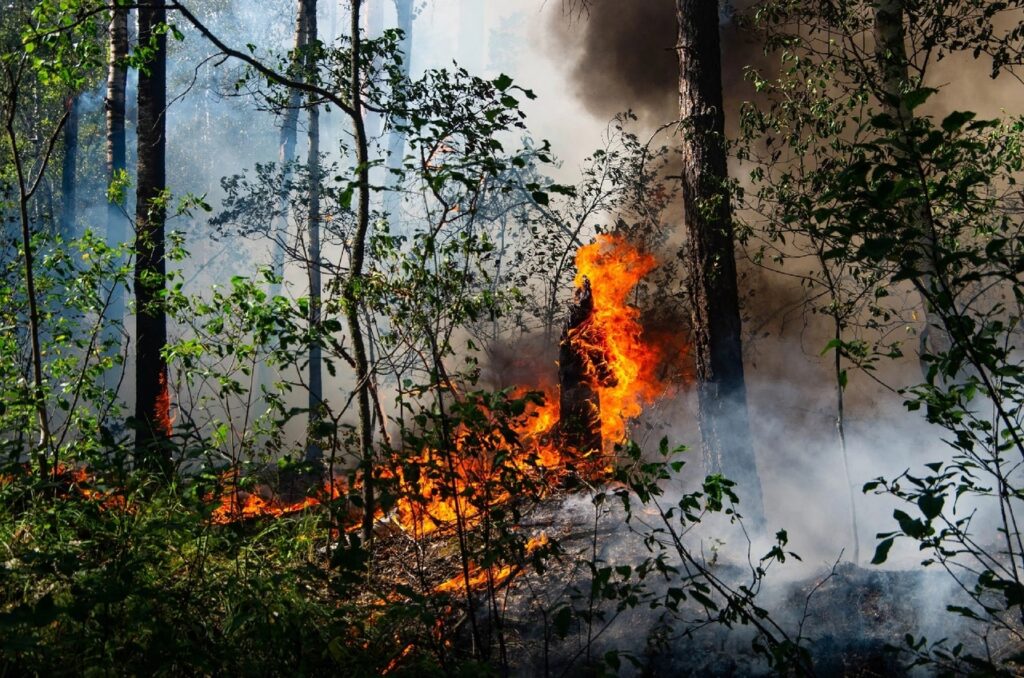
[549, 0, 678, 125]
[547, 0, 766, 129]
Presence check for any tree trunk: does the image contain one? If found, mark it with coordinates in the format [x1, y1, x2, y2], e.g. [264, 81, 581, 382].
[3, 75, 57, 477]
[383, 0, 413, 233]
[268, 0, 308, 291]
[558, 277, 609, 455]
[304, 0, 323, 463]
[258, 0, 308, 408]
[872, 0, 949, 367]
[134, 0, 171, 470]
[348, 0, 376, 544]
[60, 94, 78, 240]
[103, 5, 129, 386]
[676, 0, 764, 526]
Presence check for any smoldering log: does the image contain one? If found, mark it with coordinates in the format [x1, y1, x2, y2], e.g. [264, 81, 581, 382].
[558, 276, 616, 454]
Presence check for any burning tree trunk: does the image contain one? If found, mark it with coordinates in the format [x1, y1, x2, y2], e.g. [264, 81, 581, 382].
[675, 0, 764, 525]
[558, 276, 613, 455]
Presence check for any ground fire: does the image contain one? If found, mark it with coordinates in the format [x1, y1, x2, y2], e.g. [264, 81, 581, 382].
[204, 234, 671, 539]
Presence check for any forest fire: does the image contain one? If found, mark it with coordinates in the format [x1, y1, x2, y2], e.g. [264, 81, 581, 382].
[207, 233, 672, 538]
[208, 473, 335, 525]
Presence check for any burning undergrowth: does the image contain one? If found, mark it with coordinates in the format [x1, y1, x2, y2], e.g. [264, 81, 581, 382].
[207, 233, 680, 532]
[5, 233, 1010, 675]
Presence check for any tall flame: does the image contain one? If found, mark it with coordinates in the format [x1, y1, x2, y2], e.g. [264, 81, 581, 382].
[207, 235, 671, 542]
[573, 234, 661, 444]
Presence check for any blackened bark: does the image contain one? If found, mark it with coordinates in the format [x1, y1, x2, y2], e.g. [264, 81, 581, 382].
[103, 5, 129, 379]
[676, 0, 764, 524]
[134, 0, 170, 469]
[558, 277, 606, 454]
[60, 94, 78, 240]
[304, 0, 323, 462]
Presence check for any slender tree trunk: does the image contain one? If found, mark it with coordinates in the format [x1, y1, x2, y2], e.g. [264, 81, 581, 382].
[103, 5, 129, 385]
[268, 0, 307, 291]
[348, 0, 376, 544]
[60, 94, 78, 240]
[304, 0, 323, 462]
[4, 102, 54, 477]
[258, 0, 308, 406]
[675, 0, 764, 526]
[383, 0, 413, 233]
[134, 0, 171, 470]
[872, 0, 949, 366]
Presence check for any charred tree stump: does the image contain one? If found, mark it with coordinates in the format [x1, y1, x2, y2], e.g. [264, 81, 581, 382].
[558, 276, 615, 455]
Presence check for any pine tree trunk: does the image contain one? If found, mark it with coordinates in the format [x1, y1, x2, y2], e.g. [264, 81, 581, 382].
[103, 5, 129, 385]
[134, 0, 171, 470]
[676, 0, 764, 525]
[60, 94, 78, 240]
[304, 0, 323, 462]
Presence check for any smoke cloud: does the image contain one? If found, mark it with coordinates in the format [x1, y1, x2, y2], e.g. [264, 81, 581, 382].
[548, 0, 678, 125]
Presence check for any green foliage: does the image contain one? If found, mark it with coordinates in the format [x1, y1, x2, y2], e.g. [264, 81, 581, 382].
[0, 466, 374, 675]
[742, 1, 1024, 671]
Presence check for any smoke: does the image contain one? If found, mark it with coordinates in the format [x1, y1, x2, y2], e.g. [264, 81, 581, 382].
[57, 0, 1017, 668]
[545, 0, 767, 131]
[546, 0, 677, 127]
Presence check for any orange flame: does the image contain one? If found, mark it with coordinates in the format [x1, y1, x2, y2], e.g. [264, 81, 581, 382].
[155, 369, 174, 437]
[573, 234, 661, 444]
[205, 235, 673, 544]
[433, 532, 549, 595]
[207, 472, 349, 525]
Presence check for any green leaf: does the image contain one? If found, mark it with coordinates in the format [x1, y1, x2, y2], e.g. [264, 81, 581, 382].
[871, 537, 895, 564]
[917, 492, 944, 520]
[493, 73, 513, 91]
[941, 110, 976, 132]
[902, 87, 938, 111]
